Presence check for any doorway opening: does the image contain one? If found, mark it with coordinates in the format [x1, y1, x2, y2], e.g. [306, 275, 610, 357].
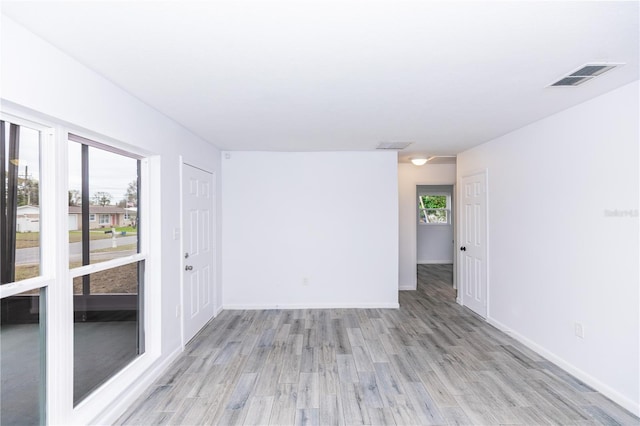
[416, 185, 455, 292]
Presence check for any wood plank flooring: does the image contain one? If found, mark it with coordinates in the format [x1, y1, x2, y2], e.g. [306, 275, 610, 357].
[116, 264, 639, 425]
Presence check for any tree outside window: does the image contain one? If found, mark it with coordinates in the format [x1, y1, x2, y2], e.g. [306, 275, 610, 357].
[419, 195, 450, 224]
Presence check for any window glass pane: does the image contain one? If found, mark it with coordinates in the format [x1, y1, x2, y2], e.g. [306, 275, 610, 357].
[68, 140, 139, 269]
[425, 209, 448, 224]
[2, 121, 41, 284]
[73, 261, 144, 404]
[88, 148, 138, 265]
[0, 288, 46, 425]
[420, 195, 447, 209]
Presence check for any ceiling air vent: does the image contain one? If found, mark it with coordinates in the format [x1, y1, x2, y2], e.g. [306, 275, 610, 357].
[549, 63, 623, 87]
[376, 142, 413, 150]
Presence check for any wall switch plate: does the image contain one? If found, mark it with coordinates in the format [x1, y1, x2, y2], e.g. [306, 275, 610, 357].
[302, 277, 309, 286]
[173, 228, 180, 240]
[574, 322, 584, 339]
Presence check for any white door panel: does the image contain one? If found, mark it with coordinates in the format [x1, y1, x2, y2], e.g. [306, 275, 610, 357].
[459, 171, 487, 317]
[182, 164, 216, 344]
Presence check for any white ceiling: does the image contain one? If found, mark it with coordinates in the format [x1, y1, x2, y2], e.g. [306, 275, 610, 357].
[2, 1, 638, 162]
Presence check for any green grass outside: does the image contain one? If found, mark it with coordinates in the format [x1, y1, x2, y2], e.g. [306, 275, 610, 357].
[15, 227, 137, 249]
[113, 226, 138, 233]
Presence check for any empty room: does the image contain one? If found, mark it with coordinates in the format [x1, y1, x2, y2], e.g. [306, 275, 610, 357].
[0, 1, 638, 425]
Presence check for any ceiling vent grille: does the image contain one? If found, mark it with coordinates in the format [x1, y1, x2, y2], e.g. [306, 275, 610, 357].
[549, 63, 623, 87]
[376, 142, 413, 150]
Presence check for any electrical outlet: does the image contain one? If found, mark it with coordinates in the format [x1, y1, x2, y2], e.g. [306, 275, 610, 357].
[302, 277, 309, 286]
[574, 322, 584, 339]
[176, 305, 181, 318]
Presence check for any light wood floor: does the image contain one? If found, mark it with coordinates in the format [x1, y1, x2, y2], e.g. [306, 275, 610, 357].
[117, 265, 639, 425]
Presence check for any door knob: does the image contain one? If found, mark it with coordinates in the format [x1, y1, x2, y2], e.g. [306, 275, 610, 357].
[185, 265, 193, 271]
[460, 246, 466, 251]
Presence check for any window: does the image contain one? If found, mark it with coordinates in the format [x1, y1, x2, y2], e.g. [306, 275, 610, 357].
[1, 111, 152, 425]
[1, 288, 46, 426]
[72, 262, 144, 403]
[419, 194, 450, 224]
[1, 117, 47, 425]
[68, 138, 139, 267]
[1, 120, 42, 282]
[68, 134, 144, 405]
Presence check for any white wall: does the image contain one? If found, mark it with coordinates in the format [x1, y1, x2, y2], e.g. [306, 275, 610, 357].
[222, 151, 398, 309]
[1, 16, 222, 424]
[416, 185, 454, 264]
[457, 81, 639, 415]
[398, 163, 456, 289]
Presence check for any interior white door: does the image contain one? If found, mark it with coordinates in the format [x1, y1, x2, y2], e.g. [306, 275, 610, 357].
[182, 163, 215, 344]
[452, 183, 457, 290]
[459, 171, 487, 317]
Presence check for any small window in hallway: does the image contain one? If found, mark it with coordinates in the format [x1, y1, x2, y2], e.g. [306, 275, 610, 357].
[418, 194, 450, 224]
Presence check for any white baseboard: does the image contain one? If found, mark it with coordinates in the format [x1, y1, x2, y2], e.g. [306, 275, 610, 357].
[487, 316, 640, 417]
[223, 302, 399, 310]
[92, 346, 183, 425]
[417, 260, 453, 264]
[399, 284, 416, 291]
[214, 304, 224, 317]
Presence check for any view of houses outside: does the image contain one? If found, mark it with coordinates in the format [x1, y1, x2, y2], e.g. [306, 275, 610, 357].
[6, 134, 139, 293]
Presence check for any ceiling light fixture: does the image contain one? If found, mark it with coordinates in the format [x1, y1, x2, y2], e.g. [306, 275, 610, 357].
[410, 157, 428, 166]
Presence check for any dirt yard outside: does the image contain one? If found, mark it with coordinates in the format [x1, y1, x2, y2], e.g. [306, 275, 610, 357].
[16, 247, 139, 294]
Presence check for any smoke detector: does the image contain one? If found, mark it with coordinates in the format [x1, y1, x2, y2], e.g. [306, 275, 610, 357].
[548, 63, 624, 87]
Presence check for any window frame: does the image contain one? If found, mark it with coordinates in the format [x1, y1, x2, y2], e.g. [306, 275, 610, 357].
[418, 193, 451, 225]
[0, 112, 55, 426]
[64, 130, 155, 423]
[0, 106, 160, 426]
[66, 134, 147, 391]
